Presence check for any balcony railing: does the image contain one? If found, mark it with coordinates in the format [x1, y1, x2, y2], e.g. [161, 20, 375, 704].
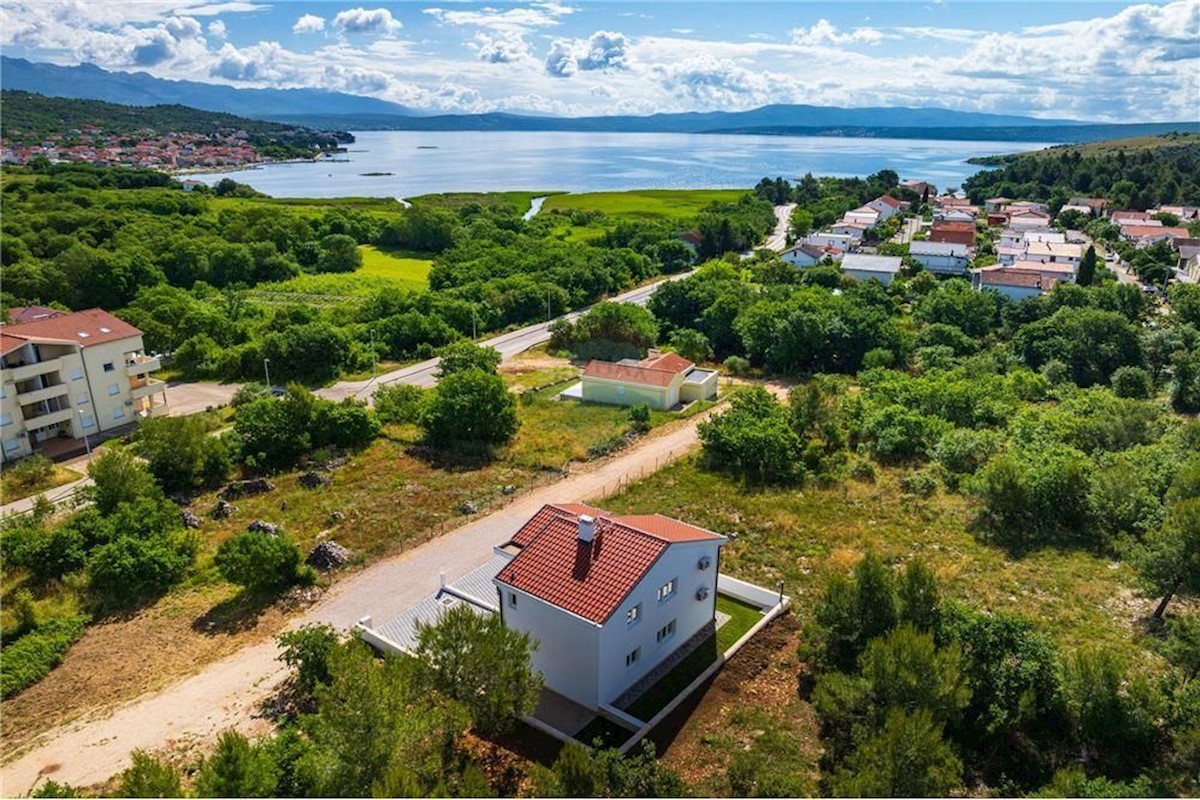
[16, 383, 70, 407]
[126, 355, 161, 376]
[130, 378, 166, 401]
[3, 357, 63, 383]
[22, 407, 74, 429]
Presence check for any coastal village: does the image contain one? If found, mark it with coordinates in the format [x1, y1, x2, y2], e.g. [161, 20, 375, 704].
[1, 127, 273, 170]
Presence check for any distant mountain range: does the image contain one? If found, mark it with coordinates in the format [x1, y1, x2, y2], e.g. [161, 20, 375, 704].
[4, 56, 1196, 144]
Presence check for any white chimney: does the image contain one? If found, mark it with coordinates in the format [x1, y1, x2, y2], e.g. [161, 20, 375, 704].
[578, 514, 595, 543]
[646, 348, 662, 360]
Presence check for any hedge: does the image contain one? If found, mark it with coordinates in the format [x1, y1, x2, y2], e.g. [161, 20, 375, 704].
[1, 616, 89, 698]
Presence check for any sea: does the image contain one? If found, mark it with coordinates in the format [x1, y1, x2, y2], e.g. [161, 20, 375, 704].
[195, 130, 1052, 200]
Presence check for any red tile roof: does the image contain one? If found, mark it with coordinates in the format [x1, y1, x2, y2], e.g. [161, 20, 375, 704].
[497, 503, 724, 624]
[876, 195, 902, 208]
[581, 352, 695, 387]
[7, 306, 61, 325]
[1, 308, 142, 349]
[1123, 225, 1189, 239]
[1, 332, 28, 357]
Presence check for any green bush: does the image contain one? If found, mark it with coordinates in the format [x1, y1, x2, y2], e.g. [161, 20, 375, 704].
[627, 403, 651, 433]
[88, 532, 197, 601]
[724, 355, 751, 376]
[1111, 366, 1154, 399]
[420, 368, 519, 447]
[5, 454, 54, 489]
[899, 471, 939, 497]
[119, 751, 182, 798]
[1, 616, 88, 698]
[373, 384, 427, 425]
[215, 530, 308, 592]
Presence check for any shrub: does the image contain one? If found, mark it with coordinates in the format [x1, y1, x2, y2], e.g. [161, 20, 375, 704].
[231, 382, 271, 407]
[119, 751, 182, 798]
[669, 328, 713, 363]
[420, 368, 519, 447]
[899, 471, 938, 497]
[0, 616, 89, 698]
[88, 532, 196, 601]
[698, 386, 806, 484]
[5, 455, 54, 489]
[134, 415, 231, 494]
[373, 384, 427, 425]
[215, 530, 307, 592]
[862, 347, 896, 370]
[195, 730, 279, 798]
[87, 450, 159, 515]
[1111, 366, 1153, 400]
[627, 403, 651, 433]
[278, 624, 340, 695]
[434, 340, 500, 377]
[724, 355, 751, 376]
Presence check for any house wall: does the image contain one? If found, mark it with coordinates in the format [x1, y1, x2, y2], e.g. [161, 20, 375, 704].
[912, 253, 969, 275]
[844, 268, 896, 286]
[780, 249, 818, 267]
[680, 372, 718, 404]
[500, 586, 602, 709]
[79, 338, 143, 434]
[979, 283, 1042, 301]
[581, 376, 677, 410]
[597, 539, 723, 706]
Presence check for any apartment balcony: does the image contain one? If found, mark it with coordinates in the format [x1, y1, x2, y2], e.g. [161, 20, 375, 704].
[147, 403, 170, 418]
[23, 407, 74, 429]
[130, 377, 166, 401]
[17, 383, 70, 407]
[3, 357, 63, 383]
[126, 355, 161, 376]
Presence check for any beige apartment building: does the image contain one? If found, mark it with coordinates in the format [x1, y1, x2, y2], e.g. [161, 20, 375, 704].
[1, 308, 167, 463]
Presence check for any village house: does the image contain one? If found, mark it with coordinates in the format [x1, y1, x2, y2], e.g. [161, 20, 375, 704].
[865, 195, 903, 221]
[1061, 197, 1109, 217]
[360, 503, 727, 714]
[934, 207, 976, 223]
[928, 220, 977, 248]
[1120, 224, 1190, 246]
[971, 266, 1058, 301]
[806, 231, 859, 250]
[1, 308, 167, 462]
[781, 243, 830, 268]
[576, 351, 717, 411]
[908, 240, 971, 276]
[1006, 259, 1078, 283]
[1006, 209, 1054, 230]
[1155, 205, 1200, 221]
[1025, 241, 1083, 270]
[840, 253, 903, 286]
[1111, 210, 1152, 224]
[1175, 238, 1200, 262]
[830, 220, 871, 239]
[842, 207, 881, 228]
[901, 179, 936, 197]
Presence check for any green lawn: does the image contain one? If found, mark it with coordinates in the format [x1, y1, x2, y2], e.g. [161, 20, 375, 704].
[249, 246, 433, 303]
[0, 464, 84, 505]
[624, 596, 763, 722]
[405, 191, 560, 211]
[541, 189, 747, 223]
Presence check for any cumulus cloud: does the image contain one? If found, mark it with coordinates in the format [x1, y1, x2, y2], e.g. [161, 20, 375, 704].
[473, 32, 531, 63]
[210, 40, 296, 81]
[424, 2, 573, 33]
[791, 19, 888, 47]
[207, 19, 227, 38]
[323, 64, 390, 93]
[292, 13, 325, 34]
[653, 54, 772, 106]
[332, 7, 402, 35]
[545, 30, 629, 77]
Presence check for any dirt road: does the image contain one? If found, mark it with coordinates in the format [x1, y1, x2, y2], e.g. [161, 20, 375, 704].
[1, 402, 737, 794]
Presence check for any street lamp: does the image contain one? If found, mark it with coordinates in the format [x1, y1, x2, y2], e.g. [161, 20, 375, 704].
[77, 408, 91, 458]
[471, 306, 477, 340]
[369, 328, 377, 379]
[546, 291, 552, 321]
[263, 357, 271, 389]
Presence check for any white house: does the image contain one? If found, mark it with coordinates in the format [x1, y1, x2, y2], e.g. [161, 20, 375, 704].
[831, 221, 871, 239]
[361, 503, 726, 714]
[842, 207, 881, 228]
[805, 231, 858, 250]
[841, 253, 903, 286]
[1007, 209, 1053, 230]
[781, 243, 828, 268]
[866, 195, 903, 221]
[1025, 241, 1083, 270]
[984, 197, 1013, 213]
[2, 308, 167, 462]
[934, 208, 975, 223]
[580, 351, 717, 410]
[971, 266, 1059, 301]
[1007, 259, 1078, 283]
[909, 240, 971, 275]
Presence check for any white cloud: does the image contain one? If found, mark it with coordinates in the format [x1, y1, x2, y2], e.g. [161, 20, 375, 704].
[210, 41, 296, 81]
[791, 19, 889, 47]
[473, 32, 532, 63]
[424, 2, 574, 33]
[292, 13, 325, 34]
[207, 19, 227, 38]
[323, 64, 390, 93]
[332, 7, 402, 36]
[545, 30, 629, 77]
[653, 54, 773, 106]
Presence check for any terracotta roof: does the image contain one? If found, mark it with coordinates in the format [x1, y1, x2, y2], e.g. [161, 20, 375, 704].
[7, 306, 61, 325]
[1, 308, 141, 349]
[876, 195, 902, 208]
[1, 332, 28, 357]
[1123, 225, 1189, 239]
[931, 220, 976, 232]
[979, 269, 1055, 290]
[496, 504, 724, 625]
[581, 352, 695, 387]
[1009, 259, 1076, 274]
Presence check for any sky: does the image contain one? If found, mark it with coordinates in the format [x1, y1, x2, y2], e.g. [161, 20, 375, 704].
[2, 1, 1197, 122]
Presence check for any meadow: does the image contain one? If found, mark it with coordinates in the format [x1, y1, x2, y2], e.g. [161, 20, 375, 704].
[249, 245, 432, 304]
[542, 189, 746, 223]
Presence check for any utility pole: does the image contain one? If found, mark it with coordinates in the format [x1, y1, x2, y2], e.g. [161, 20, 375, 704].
[78, 409, 91, 458]
[472, 306, 477, 339]
[546, 292, 552, 321]
[263, 357, 271, 388]
[370, 329, 377, 379]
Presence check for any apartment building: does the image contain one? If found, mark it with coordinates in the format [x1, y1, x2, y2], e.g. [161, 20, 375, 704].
[1, 308, 167, 463]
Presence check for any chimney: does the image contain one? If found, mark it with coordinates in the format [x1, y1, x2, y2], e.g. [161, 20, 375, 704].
[578, 514, 595, 543]
[646, 348, 662, 360]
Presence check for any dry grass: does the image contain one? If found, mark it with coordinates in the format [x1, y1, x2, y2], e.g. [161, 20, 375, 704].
[0, 465, 83, 505]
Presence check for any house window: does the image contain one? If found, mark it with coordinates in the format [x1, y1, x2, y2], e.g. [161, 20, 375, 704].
[625, 648, 640, 668]
[626, 604, 641, 625]
[107, 384, 120, 396]
[113, 407, 124, 420]
[103, 362, 114, 372]
[77, 394, 89, 405]
[656, 620, 677, 644]
[656, 578, 677, 602]
[80, 415, 95, 429]
[3, 438, 20, 453]
[509, 592, 518, 608]
[69, 368, 84, 381]
[0, 412, 11, 426]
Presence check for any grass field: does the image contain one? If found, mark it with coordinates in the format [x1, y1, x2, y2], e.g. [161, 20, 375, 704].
[541, 189, 747, 223]
[0, 465, 83, 505]
[406, 191, 560, 212]
[249, 245, 433, 303]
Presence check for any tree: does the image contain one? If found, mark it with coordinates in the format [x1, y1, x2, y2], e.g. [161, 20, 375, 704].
[300, 642, 469, 796]
[697, 386, 805, 484]
[552, 301, 659, 361]
[1064, 649, 1161, 778]
[552, 743, 599, 797]
[134, 415, 231, 494]
[811, 551, 898, 672]
[1111, 365, 1154, 399]
[87, 516, 196, 602]
[373, 383, 426, 425]
[316, 233, 361, 273]
[789, 207, 814, 238]
[435, 340, 501, 378]
[420, 368, 519, 446]
[1138, 498, 1200, 620]
[831, 708, 963, 797]
[277, 624, 340, 695]
[118, 750, 183, 798]
[214, 530, 306, 592]
[87, 450, 158, 515]
[1078, 244, 1098, 286]
[859, 625, 971, 726]
[414, 604, 543, 734]
[194, 730, 278, 798]
[668, 327, 713, 364]
[897, 560, 940, 634]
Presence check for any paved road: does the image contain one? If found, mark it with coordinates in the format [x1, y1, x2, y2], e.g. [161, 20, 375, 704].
[0, 403, 735, 794]
[890, 216, 922, 245]
[316, 270, 695, 402]
[763, 203, 797, 253]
